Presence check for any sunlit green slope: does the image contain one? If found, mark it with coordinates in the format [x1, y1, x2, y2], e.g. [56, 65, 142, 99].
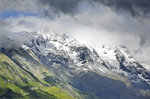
[0, 49, 77, 99]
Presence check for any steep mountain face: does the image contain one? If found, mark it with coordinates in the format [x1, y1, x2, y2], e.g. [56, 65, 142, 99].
[24, 31, 150, 99]
[99, 45, 150, 89]
[0, 48, 79, 99]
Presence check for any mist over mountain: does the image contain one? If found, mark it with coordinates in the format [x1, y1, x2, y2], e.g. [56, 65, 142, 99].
[0, 0, 150, 99]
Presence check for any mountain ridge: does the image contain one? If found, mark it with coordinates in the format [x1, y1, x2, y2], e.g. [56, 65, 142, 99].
[25, 31, 150, 99]
[0, 31, 150, 99]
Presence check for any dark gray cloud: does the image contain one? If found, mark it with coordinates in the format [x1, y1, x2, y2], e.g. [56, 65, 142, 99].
[37, 0, 150, 17]
[1, 0, 150, 17]
[93, 0, 150, 17]
[38, 0, 82, 15]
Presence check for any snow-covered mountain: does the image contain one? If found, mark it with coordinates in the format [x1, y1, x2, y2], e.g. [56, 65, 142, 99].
[99, 45, 150, 89]
[23, 31, 150, 99]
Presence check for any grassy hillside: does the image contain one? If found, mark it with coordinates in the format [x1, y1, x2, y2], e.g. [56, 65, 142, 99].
[0, 49, 77, 99]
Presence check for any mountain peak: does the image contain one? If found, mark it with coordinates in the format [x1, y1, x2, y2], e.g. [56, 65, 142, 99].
[24, 31, 150, 87]
[1, 30, 150, 99]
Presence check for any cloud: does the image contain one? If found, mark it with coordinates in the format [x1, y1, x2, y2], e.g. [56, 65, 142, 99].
[1, 0, 150, 17]
[0, 0, 150, 63]
[37, 0, 150, 17]
[38, 0, 82, 15]
[0, 0, 38, 13]
[0, 18, 34, 49]
[2, 7, 141, 49]
[93, 0, 150, 17]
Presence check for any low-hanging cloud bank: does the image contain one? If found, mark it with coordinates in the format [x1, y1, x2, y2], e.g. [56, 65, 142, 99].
[1, 0, 149, 48]
[0, 19, 34, 49]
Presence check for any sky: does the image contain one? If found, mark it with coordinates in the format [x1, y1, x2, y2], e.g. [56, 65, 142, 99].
[0, 0, 150, 65]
